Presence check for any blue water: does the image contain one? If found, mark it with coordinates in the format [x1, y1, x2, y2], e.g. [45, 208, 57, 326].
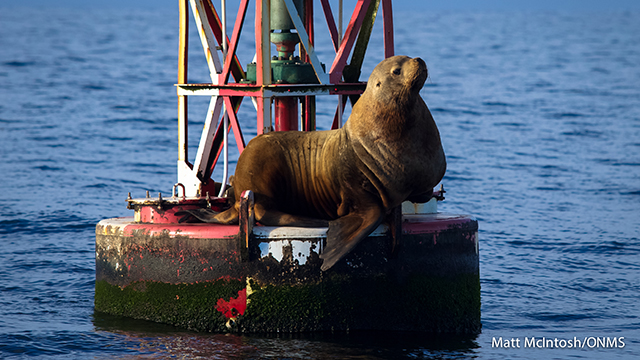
[1, 5, 639, 359]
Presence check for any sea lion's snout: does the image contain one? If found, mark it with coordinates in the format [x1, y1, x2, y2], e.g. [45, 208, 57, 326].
[414, 57, 427, 74]
[408, 57, 428, 91]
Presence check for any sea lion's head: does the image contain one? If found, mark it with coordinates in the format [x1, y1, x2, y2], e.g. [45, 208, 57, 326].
[365, 55, 428, 106]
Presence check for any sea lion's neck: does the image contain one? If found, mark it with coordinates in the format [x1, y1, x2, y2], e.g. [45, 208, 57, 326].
[347, 92, 413, 141]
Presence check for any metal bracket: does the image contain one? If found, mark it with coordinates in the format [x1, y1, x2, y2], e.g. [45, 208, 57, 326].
[237, 190, 255, 262]
[172, 183, 187, 200]
[435, 184, 446, 201]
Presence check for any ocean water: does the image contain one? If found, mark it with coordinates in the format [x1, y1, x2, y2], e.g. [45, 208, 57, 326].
[1, 5, 639, 359]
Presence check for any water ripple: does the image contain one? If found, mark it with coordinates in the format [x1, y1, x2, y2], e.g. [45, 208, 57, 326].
[2, 6, 640, 360]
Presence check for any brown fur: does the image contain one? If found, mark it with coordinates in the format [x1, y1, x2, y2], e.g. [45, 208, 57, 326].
[181, 56, 446, 271]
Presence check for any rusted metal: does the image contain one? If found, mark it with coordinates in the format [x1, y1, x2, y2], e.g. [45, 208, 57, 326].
[95, 212, 480, 333]
[173, 183, 186, 199]
[97, 212, 478, 287]
[238, 190, 255, 262]
[126, 190, 228, 224]
[435, 184, 446, 201]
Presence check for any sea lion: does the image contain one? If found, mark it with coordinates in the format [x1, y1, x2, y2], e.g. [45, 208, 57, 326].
[180, 55, 446, 271]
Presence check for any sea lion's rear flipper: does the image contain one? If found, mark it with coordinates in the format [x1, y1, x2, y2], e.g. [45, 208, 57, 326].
[320, 206, 384, 271]
[176, 207, 239, 224]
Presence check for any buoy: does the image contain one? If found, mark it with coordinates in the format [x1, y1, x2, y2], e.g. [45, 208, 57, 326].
[95, 0, 480, 334]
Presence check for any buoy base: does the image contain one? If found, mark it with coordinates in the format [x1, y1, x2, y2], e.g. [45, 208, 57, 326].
[95, 214, 480, 333]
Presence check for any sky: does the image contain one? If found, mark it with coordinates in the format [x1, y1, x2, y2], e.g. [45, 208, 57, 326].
[1, 0, 640, 11]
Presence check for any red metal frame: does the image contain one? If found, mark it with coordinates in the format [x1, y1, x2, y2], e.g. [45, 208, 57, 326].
[202, 0, 246, 82]
[328, 0, 372, 83]
[320, 0, 340, 52]
[178, 0, 189, 163]
[223, 96, 246, 152]
[274, 97, 299, 131]
[220, 0, 250, 84]
[302, 0, 315, 131]
[382, 0, 394, 58]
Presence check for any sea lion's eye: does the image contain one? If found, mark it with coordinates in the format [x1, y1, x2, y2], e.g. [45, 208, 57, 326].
[376, 82, 381, 87]
[392, 68, 401, 75]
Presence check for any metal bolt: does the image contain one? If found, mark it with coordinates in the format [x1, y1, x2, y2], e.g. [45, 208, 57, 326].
[436, 184, 446, 201]
[157, 192, 164, 211]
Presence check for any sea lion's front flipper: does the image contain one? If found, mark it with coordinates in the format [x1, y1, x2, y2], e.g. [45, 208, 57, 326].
[320, 206, 384, 271]
[407, 190, 434, 203]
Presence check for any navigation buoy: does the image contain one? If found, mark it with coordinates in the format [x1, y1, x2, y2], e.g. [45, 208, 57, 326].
[95, 0, 480, 334]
